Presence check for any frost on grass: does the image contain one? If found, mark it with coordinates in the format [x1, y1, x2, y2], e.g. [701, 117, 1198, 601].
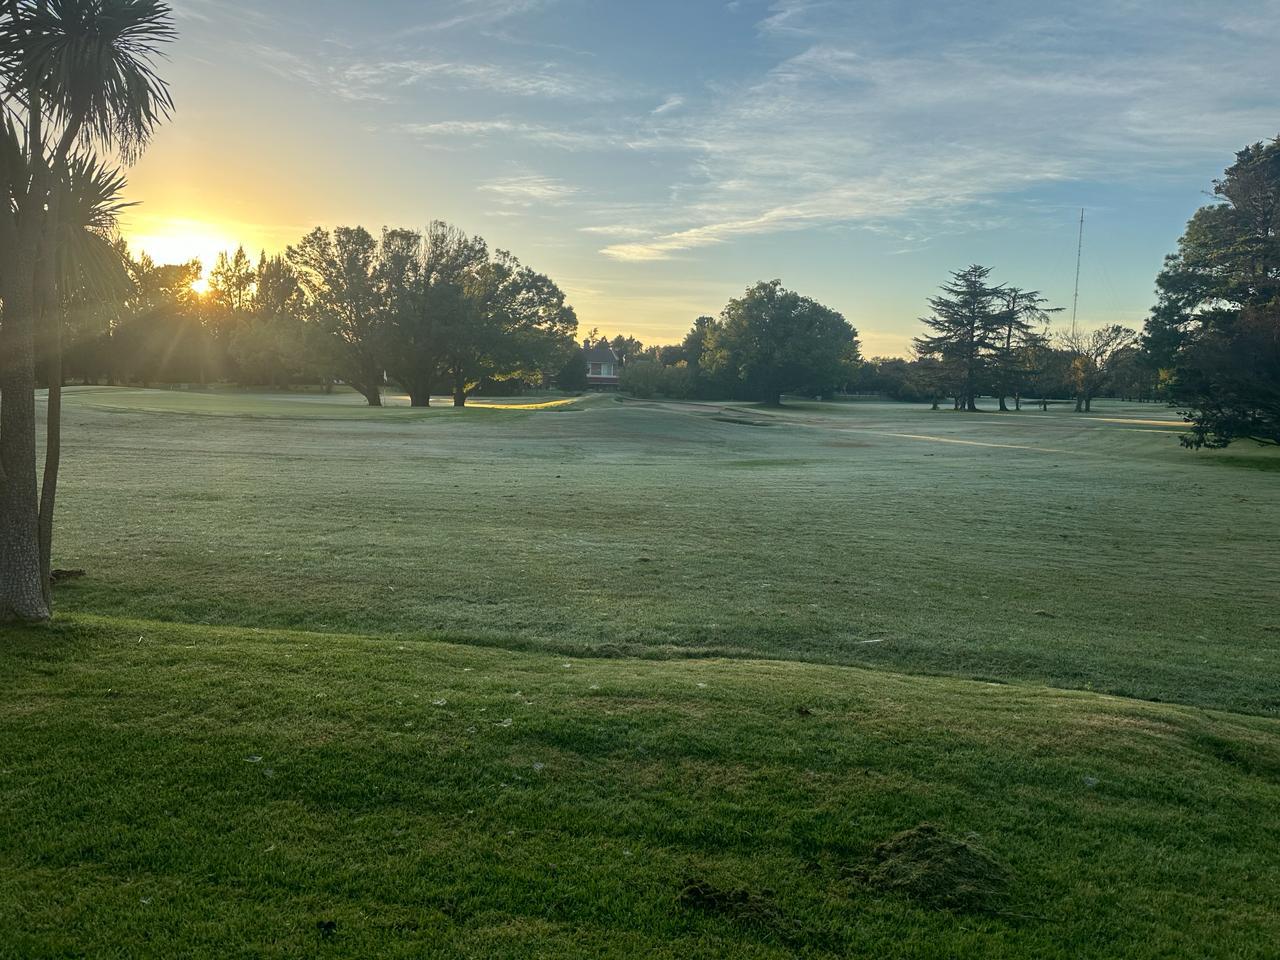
[857, 823, 1012, 913]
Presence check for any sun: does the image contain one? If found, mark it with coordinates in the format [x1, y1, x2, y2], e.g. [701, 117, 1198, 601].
[126, 219, 243, 293]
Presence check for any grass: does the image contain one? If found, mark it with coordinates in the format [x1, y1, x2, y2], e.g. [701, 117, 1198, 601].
[3, 386, 1279, 956]
[46, 387, 1280, 715]
[2, 616, 1278, 958]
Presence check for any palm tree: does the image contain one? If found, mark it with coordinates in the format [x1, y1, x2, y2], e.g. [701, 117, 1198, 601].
[0, 0, 175, 621]
[36, 154, 135, 602]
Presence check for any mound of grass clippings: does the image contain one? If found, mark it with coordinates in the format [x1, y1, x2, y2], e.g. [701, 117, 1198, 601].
[862, 824, 1012, 913]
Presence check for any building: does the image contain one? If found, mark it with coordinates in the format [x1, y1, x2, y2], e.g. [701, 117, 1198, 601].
[584, 341, 621, 390]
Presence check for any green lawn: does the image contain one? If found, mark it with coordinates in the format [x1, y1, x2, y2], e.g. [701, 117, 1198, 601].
[3, 616, 1277, 958]
[47, 387, 1280, 715]
[3, 387, 1279, 957]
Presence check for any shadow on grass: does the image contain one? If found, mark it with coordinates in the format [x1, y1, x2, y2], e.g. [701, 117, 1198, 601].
[1197, 453, 1280, 472]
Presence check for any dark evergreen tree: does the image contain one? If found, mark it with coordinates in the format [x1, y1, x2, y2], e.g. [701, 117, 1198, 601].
[1144, 136, 1280, 447]
[914, 265, 1006, 411]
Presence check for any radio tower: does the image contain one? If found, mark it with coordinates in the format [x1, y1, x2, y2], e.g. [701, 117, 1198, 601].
[1070, 208, 1084, 338]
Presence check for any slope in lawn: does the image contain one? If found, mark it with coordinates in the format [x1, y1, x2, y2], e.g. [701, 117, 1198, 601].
[2, 619, 1280, 957]
[2, 616, 1277, 958]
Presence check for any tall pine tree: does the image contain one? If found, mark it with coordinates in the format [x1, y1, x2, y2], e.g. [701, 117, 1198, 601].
[914, 265, 1007, 411]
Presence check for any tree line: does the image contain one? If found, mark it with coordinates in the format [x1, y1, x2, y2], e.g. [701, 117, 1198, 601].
[606, 270, 1146, 413]
[64, 223, 582, 407]
[592, 280, 860, 405]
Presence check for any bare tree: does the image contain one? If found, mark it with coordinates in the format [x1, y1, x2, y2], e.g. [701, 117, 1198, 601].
[1060, 324, 1138, 412]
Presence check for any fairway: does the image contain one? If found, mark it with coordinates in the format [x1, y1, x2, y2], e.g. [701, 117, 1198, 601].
[5, 387, 1280, 957]
[47, 387, 1280, 715]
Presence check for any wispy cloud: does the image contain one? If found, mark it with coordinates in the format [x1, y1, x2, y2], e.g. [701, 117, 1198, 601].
[652, 94, 685, 115]
[397, 119, 629, 151]
[398, 0, 559, 35]
[480, 174, 579, 207]
[250, 42, 620, 105]
[595, 1, 1280, 261]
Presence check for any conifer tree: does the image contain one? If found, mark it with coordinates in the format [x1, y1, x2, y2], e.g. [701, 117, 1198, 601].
[913, 265, 1006, 411]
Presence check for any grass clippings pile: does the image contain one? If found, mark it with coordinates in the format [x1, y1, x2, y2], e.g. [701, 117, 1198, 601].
[861, 823, 1012, 913]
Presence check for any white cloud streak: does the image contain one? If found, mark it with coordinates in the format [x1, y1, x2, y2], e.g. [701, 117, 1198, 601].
[480, 174, 579, 206]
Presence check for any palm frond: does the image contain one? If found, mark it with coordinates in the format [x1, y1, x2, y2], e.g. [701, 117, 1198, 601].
[0, 0, 176, 161]
[52, 150, 134, 300]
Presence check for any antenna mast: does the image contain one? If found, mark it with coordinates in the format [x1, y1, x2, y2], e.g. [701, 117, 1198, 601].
[1070, 207, 1084, 338]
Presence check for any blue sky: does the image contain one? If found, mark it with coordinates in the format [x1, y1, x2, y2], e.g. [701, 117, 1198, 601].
[126, 0, 1280, 354]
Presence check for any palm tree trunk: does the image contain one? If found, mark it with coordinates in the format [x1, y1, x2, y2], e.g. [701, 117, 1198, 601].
[0, 275, 52, 622]
[38, 309, 64, 608]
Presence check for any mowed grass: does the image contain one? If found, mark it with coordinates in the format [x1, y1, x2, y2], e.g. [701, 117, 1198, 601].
[45, 386, 1280, 715]
[2, 616, 1278, 958]
[5, 387, 1280, 956]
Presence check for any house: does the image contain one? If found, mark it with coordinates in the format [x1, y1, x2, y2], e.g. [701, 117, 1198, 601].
[584, 341, 621, 390]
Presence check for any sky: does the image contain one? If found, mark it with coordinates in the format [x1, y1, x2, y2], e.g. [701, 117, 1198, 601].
[122, 0, 1280, 356]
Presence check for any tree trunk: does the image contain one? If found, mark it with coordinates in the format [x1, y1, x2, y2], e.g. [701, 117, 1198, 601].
[453, 369, 467, 407]
[408, 389, 430, 408]
[363, 386, 382, 407]
[966, 396, 978, 412]
[0, 277, 52, 622]
[38, 304, 64, 609]
[1074, 397, 1083, 412]
[998, 395, 1009, 412]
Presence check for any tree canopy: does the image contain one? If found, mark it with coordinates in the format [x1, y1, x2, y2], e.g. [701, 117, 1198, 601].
[706, 280, 858, 406]
[1145, 136, 1280, 447]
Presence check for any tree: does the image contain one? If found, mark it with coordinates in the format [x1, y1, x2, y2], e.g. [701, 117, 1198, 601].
[436, 245, 577, 407]
[609, 334, 644, 367]
[1060, 324, 1138, 412]
[381, 222, 485, 407]
[0, 0, 176, 621]
[992, 288, 1055, 411]
[1144, 137, 1280, 447]
[37, 156, 134, 599]
[706, 280, 858, 406]
[209, 245, 254, 313]
[1107, 345, 1158, 401]
[619, 359, 664, 398]
[556, 351, 588, 392]
[914, 265, 1006, 412]
[229, 252, 312, 388]
[112, 250, 209, 384]
[287, 226, 388, 406]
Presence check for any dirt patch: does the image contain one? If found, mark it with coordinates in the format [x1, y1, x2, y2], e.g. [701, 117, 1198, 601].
[855, 823, 1011, 913]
